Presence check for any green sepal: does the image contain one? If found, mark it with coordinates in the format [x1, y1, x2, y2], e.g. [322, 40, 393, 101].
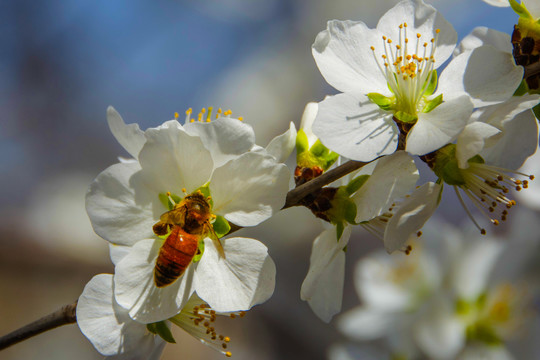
[465, 322, 502, 345]
[297, 141, 338, 171]
[310, 139, 330, 157]
[510, 0, 530, 19]
[146, 321, 176, 343]
[422, 94, 443, 113]
[326, 187, 357, 225]
[296, 129, 309, 154]
[212, 215, 231, 238]
[159, 192, 182, 211]
[514, 79, 529, 96]
[394, 111, 418, 123]
[467, 154, 485, 165]
[193, 239, 205, 262]
[455, 298, 470, 315]
[345, 174, 370, 196]
[367, 92, 394, 110]
[533, 103, 540, 121]
[432, 144, 466, 186]
[336, 221, 345, 242]
[422, 70, 438, 96]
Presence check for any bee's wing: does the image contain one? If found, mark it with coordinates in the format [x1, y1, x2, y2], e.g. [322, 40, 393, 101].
[160, 206, 187, 226]
[205, 223, 226, 259]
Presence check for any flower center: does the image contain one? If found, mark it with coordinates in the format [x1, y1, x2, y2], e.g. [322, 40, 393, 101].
[177, 107, 243, 123]
[370, 23, 440, 119]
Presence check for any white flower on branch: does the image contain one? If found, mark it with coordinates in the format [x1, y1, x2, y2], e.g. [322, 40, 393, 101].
[311, 0, 522, 161]
[86, 107, 290, 323]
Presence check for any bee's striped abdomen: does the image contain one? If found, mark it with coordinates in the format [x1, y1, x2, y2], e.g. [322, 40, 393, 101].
[154, 226, 199, 288]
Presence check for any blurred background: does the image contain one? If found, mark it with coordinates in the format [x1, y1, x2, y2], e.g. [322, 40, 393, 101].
[0, 0, 535, 359]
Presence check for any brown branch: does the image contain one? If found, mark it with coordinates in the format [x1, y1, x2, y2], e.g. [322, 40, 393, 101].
[524, 62, 540, 79]
[283, 159, 369, 208]
[0, 301, 77, 350]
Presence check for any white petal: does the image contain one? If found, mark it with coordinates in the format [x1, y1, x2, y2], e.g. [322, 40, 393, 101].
[438, 46, 523, 107]
[265, 121, 297, 163]
[195, 237, 276, 312]
[107, 106, 146, 159]
[450, 237, 504, 299]
[312, 20, 388, 94]
[301, 227, 352, 323]
[109, 243, 131, 265]
[414, 297, 466, 360]
[456, 122, 501, 169]
[138, 124, 214, 196]
[377, 0, 457, 67]
[299, 102, 319, 147]
[210, 152, 290, 226]
[524, 0, 540, 19]
[314, 93, 399, 161]
[337, 307, 396, 340]
[475, 94, 540, 129]
[86, 161, 155, 246]
[481, 0, 511, 7]
[406, 96, 473, 156]
[184, 117, 256, 168]
[516, 148, 540, 210]
[77, 274, 163, 357]
[384, 182, 442, 253]
[114, 239, 196, 323]
[353, 151, 418, 222]
[454, 27, 512, 56]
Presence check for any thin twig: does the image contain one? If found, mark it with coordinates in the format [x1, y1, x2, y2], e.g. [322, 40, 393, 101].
[0, 160, 369, 350]
[283, 159, 369, 208]
[0, 301, 77, 350]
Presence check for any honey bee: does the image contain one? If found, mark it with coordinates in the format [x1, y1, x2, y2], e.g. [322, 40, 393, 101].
[152, 191, 224, 288]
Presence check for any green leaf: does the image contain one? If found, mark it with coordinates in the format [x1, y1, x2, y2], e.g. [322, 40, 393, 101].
[422, 70, 438, 96]
[296, 129, 309, 154]
[345, 174, 370, 195]
[422, 94, 443, 113]
[146, 321, 176, 343]
[193, 239, 205, 262]
[394, 111, 418, 123]
[212, 215, 231, 238]
[336, 221, 344, 241]
[367, 92, 394, 110]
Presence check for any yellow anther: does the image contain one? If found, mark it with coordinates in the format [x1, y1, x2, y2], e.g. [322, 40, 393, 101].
[417, 33, 421, 38]
[387, 39, 392, 43]
[174, 112, 179, 119]
[370, 46, 375, 51]
[226, 352, 232, 357]
[405, 38, 409, 43]
[423, 42, 428, 47]
[190, 119, 195, 123]
[201, 107, 206, 113]
[396, 45, 401, 50]
[237, 116, 243, 121]
[399, 24, 403, 29]
[382, 36, 387, 40]
[186, 108, 193, 115]
[230, 314, 236, 319]
[224, 336, 230, 342]
[181, 188, 186, 193]
[166, 191, 171, 196]
[436, 29, 440, 33]
[406, 55, 412, 60]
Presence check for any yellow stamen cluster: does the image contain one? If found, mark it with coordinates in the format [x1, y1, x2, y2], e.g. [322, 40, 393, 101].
[455, 163, 534, 235]
[370, 23, 440, 114]
[171, 302, 245, 357]
[181, 107, 243, 124]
